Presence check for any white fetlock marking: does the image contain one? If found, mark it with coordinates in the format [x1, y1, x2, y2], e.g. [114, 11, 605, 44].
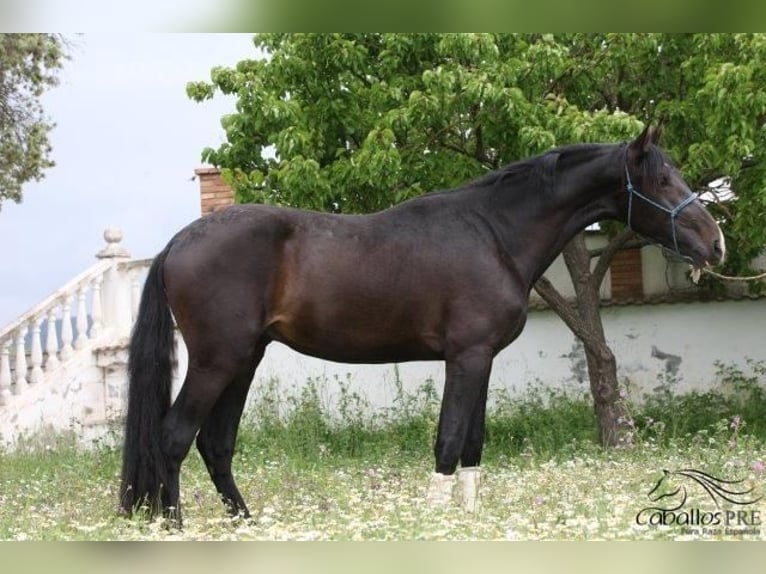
[426, 472, 455, 507]
[458, 466, 482, 513]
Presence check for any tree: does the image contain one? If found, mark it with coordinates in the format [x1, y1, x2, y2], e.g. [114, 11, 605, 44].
[188, 33, 766, 447]
[0, 34, 68, 208]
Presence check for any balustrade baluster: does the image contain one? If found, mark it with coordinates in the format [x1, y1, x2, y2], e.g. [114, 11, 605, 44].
[45, 307, 60, 370]
[13, 325, 28, 393]
[131, 269, 141, 322]
[74, 285, 88, 349]
[30, 317, 44, 384]
[60, 295, 74, 360]
[90, 275, 104, 339]
[0, 341, 11, 405]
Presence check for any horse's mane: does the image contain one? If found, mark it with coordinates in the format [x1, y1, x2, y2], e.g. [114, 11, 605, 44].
[462, 143, 614, 196]
[468, 141, 672, 192]
[424, 140, 672, 201]
[466, 149, 561, 191]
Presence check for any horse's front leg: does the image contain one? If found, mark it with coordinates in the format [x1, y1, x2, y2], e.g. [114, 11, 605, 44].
[455, 378, 489, 512]
[427, 347, 492, 511]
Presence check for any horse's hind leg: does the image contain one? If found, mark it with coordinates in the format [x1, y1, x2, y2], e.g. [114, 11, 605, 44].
[195, 345, 265, 518]
[159, 342, 258, 526]
[158, 369, 233, 526]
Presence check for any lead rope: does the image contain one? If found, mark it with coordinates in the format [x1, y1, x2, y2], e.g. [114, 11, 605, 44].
[690, 266, 766, 285]
[702, 268, 766, 282]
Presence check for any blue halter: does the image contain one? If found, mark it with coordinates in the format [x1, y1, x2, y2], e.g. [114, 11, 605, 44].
[624, 148, 698, 257]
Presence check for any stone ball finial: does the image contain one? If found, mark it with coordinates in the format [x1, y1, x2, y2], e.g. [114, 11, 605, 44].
[96, 226, 131, 259]
[103, 226, 123, 245]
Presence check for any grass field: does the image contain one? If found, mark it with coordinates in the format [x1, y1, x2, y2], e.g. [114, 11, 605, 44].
[1, 362, 765, 541]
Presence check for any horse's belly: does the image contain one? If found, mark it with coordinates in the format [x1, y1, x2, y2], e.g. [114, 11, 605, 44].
[265, 305, 444, 364]
[274, 336, 442, 364]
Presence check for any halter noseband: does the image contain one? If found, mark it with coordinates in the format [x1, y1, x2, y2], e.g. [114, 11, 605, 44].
[623, 146, 698, 257]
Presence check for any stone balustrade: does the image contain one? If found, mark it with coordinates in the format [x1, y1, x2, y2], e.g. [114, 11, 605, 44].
[0, 228, 152, 408]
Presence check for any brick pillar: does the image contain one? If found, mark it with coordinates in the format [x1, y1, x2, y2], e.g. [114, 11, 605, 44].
[610, 248, 644, 300]
[194, 167, 235, 215]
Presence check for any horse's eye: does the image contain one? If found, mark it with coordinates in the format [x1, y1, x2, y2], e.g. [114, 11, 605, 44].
[660, 174, 670, 187]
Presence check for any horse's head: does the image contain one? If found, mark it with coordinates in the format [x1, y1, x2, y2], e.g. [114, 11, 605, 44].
[622, 126, 725, 271]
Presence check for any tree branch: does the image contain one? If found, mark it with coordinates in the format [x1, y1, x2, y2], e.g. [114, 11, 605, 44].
[441, 139, 492, 168]
[532, 276, 587, 340]
[691, 157, 758, 191]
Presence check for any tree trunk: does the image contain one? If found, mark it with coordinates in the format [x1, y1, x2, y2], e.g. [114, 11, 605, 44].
[534, 231, 634, 447]
[582, 335, 627, 446]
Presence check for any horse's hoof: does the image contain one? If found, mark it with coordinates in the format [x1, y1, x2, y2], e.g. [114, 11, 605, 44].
[161, 506, 183, 530]
[162, 517, 183, 531]
[458, 466, 482, 513]
[228, 509, 252, 524]
[426, 472, 455, 507]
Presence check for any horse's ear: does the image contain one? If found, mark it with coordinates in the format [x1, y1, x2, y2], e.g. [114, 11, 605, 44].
[630, 124, 662, 156]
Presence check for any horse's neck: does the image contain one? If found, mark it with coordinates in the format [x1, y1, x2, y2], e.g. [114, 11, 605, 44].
[490, 144, 624, 288]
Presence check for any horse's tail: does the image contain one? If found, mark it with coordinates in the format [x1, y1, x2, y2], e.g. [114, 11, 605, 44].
[118, 243, 175, 516]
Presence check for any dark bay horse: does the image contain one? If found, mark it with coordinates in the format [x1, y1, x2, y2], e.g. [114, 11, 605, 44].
[119, 126, 725, 523]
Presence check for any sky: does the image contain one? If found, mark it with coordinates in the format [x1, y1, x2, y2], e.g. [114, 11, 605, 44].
[4, 1, 228, 31]
[0, 34, 258, 325]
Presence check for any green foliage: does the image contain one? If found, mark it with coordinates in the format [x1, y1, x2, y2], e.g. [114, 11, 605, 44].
[239, 375, 440, 463]
[0, 34, 68, 208]
[636, 359, 766, 441]
[486, 383, 598, 460]
[186, 33, 640, 213]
